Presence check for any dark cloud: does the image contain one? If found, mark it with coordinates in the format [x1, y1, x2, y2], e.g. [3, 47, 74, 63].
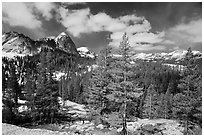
[59, 2, 88, 10]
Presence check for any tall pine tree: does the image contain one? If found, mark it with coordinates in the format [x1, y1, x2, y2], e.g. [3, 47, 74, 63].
[88, 45, 112, 109]
[116, 33, 134, 135]
[173, 47, 202, 134]
[142, 84, 158, 119]
[35, 49, 59, 124]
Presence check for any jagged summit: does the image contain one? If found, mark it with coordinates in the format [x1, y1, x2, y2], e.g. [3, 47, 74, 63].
[55, 32, 70, 43]
[2, 31, 79, 58]
[55, 32, 79, 55]
[58, 32, 67, 36]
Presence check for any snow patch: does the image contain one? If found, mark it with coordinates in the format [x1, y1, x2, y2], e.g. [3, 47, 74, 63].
[77, 47, 95, 58]
[55, 32, 68, 43]
[2, 51, 26, 58]
[18, 99, 27, 104]
[58, 97, 88, 116]
[77, 47, 89, 53]
[53, 71, 66, 80]
[163, 63, 185, 71]
[18, 105, 28, 113]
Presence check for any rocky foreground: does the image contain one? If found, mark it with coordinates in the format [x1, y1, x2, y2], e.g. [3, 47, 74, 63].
[2, 118, 184, 135]
[2, 123, 69, 135]
[2, 98, 185, 135]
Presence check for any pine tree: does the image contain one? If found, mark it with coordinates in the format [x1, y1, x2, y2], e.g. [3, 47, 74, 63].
[156, 93, 166, 118]
[35, 49, 59, 124]
[2, 60, 21, 123]
[164, 82, 173, 119]
[88, 45, 112, 109]
[35, 50, 48, 123]
[173, 47, 202, 134]
[25, 68, 36, 122]
[142, 84, 158, 119]
[117, 33, 133, 135]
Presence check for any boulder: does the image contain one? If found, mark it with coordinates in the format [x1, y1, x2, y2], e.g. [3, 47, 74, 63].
[96, 124, 104, 129]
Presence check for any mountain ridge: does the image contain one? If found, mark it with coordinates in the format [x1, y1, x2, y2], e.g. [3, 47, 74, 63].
[2, 31, 201, 62]
[2, 31, 80, 58]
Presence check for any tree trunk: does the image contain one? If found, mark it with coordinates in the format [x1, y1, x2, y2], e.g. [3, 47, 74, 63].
[149, 92, 152, 119]
[123, 86, 127, 135]
[122, 61, 127, 135]
[185, 117, 189, 135]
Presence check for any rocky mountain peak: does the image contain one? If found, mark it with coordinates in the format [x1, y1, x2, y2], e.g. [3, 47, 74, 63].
[2, 31, 80, 58]
[55, 32, 79, 55]
[2, 31, 36, 58]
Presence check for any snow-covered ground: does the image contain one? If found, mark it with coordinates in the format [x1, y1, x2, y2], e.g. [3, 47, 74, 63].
[2, 51, 26, 58]
[77, 47, 95, 58]
[58, 97, 89, 117]
[53, 71, 66, 80]
[163, 63, 185, 71]
[15, 97, 89, 116]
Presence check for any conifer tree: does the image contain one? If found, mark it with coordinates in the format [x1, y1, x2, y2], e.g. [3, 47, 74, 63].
[142, 84, 158, 119]
[88, 45, 112, 109]
[35, 49, 48, 123]
[115, 33, 134, 135]
[2, 64, 7, 94]
[25, 68, 36, 122]
[46, 49, 59, 123]
[156, 93, 166, 118]
[164, 82, 173, 119]
[35, 49, 59, 123]
[173, 47, 202, 134]
[3, 61, 21, 123]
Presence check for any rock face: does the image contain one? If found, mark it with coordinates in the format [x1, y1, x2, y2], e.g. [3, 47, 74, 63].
[123, 118, 184, 135]
[55, 32, 79, 55]
[2, 31, 79, 58]
[2, 31, 36, 57]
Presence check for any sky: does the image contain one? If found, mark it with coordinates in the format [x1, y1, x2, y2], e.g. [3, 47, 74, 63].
[2, 2, 202, 53]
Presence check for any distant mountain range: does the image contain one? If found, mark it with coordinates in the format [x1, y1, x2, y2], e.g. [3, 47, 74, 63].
[130, 50, 201, 62]
[2, 31, 202, 63]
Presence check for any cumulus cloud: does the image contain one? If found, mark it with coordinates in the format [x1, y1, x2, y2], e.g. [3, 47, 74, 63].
[165, 18, 202, 50]
[125, 20, 151, 34]
[57, 8, 91, 36]
[133, 44, 166, 51]
[2, 2, 42, 29]
[56, 7, 165, 51]
[2, 2, 56, 29]
[170, 19, 201, 43]
[128, 31, 165, 44]
[32, 2, 55, 20]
